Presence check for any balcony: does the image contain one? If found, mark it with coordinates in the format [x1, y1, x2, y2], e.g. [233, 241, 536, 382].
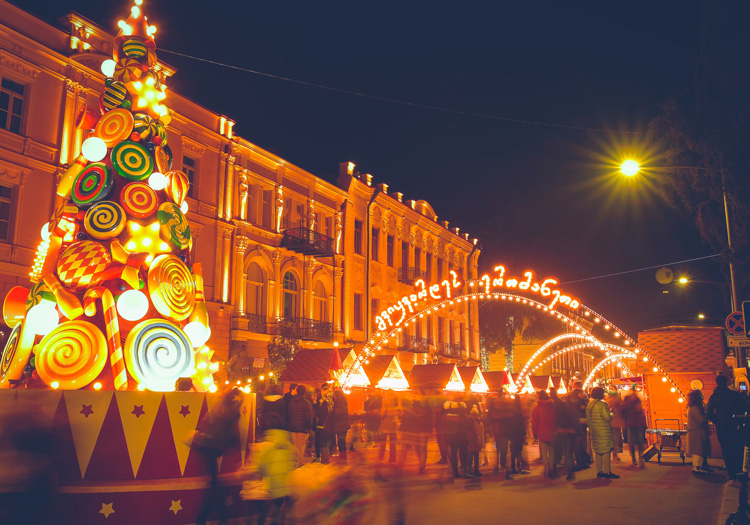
[278, 317, 334, 342]
[439, 342, 464, 358]
[281, 227, 335, 256]
[399, 267, 427, 285]
[401, 336, 432, 353]
[245, 313, 268, 334]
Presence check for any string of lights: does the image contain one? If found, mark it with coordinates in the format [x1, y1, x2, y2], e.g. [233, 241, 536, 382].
[561, 253, 721, 285]
[159, 48, 639, 134]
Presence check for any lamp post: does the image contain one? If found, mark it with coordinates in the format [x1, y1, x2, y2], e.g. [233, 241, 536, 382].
[620, 160, 739, 313]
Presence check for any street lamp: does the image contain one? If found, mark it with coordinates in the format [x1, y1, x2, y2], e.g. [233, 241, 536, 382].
[619, 160, 738, 312]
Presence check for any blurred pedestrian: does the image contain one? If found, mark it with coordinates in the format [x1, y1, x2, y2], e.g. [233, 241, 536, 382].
[487, 389, 515, 478]
[687, 389, 712, 473]
[443, 396, 470, 479]
[567, 382, 590, 470]
[378, 391, 401, 466]
[313, 383, 333, 463]
[510, 395, 529, 474]
[586, 386, 619, 479]
[467, 402, 485, 477]
[531, 390, 556, 478]
[607, 390, 625, 462]
[286, 384, 313, 467]
[706, 374, 747, 480]
[364, 391, 383, 448]
[253, 428, 296, 525]
[550, 388, 576, 480]
[259, 385, 289, 433]
[283, 383, 298, 403]
[622, 388, 648, 467]
[326, 389, 351, 464]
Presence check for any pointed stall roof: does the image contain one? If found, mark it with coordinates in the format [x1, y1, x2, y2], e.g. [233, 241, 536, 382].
[483, 371, 515, 393]
[363, 355, 409, 390]
[529, 375, 553, 392]
[457, 366, 489, 393]
[279, 348, 358, 386]
[550, 376, 568, 394]
[408, 364, 465, 391]
[510, 373, 535, 394]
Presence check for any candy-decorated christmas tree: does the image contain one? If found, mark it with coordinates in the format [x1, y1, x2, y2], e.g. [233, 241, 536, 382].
[0, 0, 216, 392]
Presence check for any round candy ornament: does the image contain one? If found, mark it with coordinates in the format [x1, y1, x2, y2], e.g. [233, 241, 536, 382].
[71, 163, 114, 207]
[154, 145, 170, 174]
[121, 38, 148, 59]
[111, 141, 154, 181]
[26, 281, 54, 312]
[120, 182, 158, 218]
[155, 122, 168, 146]
[84, 201, 126, 240]
[95, 108, 135, 146]
[124, 318, 194, 392]
[100, 81, 129, 112]
[147, 254, 196, 321]
[133, 113, 157, 141]
[157, 203, 191, 251]
[113, 58, 143, 83]
[56, 241, 111, 292]
[75, 104, 99, 130]
[35, 321, 107, 390]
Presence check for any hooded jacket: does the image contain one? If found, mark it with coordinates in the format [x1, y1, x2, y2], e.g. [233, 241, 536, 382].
[256, 429, 295, 499]
[531, 398, 556, 443]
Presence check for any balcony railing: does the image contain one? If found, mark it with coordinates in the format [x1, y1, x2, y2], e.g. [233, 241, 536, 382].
[278, 317, 334, 342]
[281, 227, 335, 256]
[401, 336, 432, 353]
[399, 267, 427, 285]
[439, 342, 463, 358]
[245, 313, 268, 334]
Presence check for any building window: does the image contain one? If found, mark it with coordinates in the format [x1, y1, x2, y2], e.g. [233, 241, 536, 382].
[371, 298, 379, 320]
[437, 317, 444, 344]
[426, 253, 432, 281]
[386, 235, 394, 267]
[262, 189, 273, 229]
[296, 203, 304, 228]
[282, 199, 292, 230]
[325, 216, 332, 238]
[0, 185, 11, 241]
[437, 258, 443, 280]
[371, 228, 380, 262]
[182, 156, 196, 198]
[313, 281, 328, 322]
[460, 322, 465, 347]
[414, 247, 421, 271]
[426, 316, 432, 341]
[0, 78, 24, 134]
[401, 241, 409, 268]
[354, 220, 363, 255]
[246, 184, 255, 223]
[353, 293, 363, 331]
[449, 320, 455, 345]
[282, 271, 298, 319]
[245, 262, 265, 316]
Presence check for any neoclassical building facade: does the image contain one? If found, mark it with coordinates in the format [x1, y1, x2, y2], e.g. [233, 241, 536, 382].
[0, 1, 480, 373]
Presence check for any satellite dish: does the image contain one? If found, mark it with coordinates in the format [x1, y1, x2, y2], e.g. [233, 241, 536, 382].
[656, 267, 674, 285]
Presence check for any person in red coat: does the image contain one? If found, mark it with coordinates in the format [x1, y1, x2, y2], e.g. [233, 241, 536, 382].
[531, 390, 557, 478]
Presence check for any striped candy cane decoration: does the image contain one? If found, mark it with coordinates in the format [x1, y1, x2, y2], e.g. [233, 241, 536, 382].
[83, 287, 128, 390]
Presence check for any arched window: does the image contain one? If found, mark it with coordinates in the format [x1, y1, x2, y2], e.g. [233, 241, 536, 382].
[282, 271, 298, 319]
[313, 281, 328, 322]
[245, 262, 265, 315]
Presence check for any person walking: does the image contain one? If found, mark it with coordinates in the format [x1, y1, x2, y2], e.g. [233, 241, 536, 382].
[586, 386, 619, 479]
[313, 383, 333, 463]
[550, 388, 576, 480]
[607, 390, 625, 462]
[687, 389, 712, 473]
[531, 390, 556, 478]
[326, 389, 351, 464]
[398, 394, 433, 474]
[487, 389, 515, 478]
[706, 374, 747, 480]
[622, 388, 648, 467]
[364, 391, 383, 448]
[466, 402, 485, 477]
[442, 396, 470, 479]
[286, 384, 313, 467]
[567, 382, 590, 470]
[375, 391, 402, 481]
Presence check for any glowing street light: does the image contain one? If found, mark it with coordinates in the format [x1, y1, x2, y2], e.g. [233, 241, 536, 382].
[620, 159, 640, 177]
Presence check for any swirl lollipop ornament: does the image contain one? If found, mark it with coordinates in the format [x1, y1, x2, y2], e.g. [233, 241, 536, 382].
[35, 320, 108, 390]
[124, 319, 195, 391]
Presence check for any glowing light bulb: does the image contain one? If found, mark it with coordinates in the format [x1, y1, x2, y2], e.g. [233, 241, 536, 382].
[678, 398, 684, 403]
[100, 59, 116, 77]
[148, 172, 168, 191]
[40, 223, 51, 241]
[208, 384, 218, 393]
[94, 382, 102, 390]
[131, 6, 140, 17]
[117, 289, 149, 322]
[180, 201, 189, 214]
[620, 159, 640, 177]
[27, 300, 59, 335]
[51, 381, 60, 389]
[81, 137, 107, 162]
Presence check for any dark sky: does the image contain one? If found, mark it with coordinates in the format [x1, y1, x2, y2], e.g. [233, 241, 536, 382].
[23, 0, 732, 334]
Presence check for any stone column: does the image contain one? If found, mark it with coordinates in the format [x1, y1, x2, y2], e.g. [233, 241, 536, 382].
[224, 152, 236, 221]
[234, 235, 251, 315]
[334, 263, 343, 333]
[304, 257, 317, 319]
[271, 249, 283, 318]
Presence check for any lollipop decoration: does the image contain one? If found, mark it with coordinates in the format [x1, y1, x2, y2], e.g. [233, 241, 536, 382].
[0, 0, 217, 393]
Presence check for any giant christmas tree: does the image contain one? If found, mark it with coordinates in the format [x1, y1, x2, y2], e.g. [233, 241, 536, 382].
[0, 0, 216, 393]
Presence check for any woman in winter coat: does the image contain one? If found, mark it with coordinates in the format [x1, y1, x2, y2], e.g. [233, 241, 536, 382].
[326, 389, 351, 463]
[531, 390, 557, 478]
[586, 387, 619, 479]
[687, 389, 712, 473]
[622, 389, 648, 466]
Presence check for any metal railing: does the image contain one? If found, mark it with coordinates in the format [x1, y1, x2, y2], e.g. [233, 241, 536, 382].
[278, 317, 334, 342]
[281, 227, 335, 256]
[439, 342, 464, 358]
[399, 267, 427, 284]
[245, 313, 268, 334]
[401, 336, 432, 353]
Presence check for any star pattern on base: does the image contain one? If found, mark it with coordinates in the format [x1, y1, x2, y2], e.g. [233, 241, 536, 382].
[169, 500, 182, 515]
[99, 502, 115, 518]
[132, 405, 145, 418]
[179, 405, 190, 417]
[81, 404, 94, 418]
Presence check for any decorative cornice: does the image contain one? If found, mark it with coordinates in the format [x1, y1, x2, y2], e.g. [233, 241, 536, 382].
[0, 50, 40, 81]
[235, 235, 252, 252]
[183, 138, 206, 157]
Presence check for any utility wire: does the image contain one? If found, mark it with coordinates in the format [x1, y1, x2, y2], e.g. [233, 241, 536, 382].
[159, 48, 639, 135]
[561, 254, 722, 284]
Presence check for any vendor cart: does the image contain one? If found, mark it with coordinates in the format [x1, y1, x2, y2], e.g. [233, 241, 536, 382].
[645, 418, 686, 465]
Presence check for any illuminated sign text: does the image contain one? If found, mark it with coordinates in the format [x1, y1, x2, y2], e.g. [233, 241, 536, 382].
[478, 265, 580, 310]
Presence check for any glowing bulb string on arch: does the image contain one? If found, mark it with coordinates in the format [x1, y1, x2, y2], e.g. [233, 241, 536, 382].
[583, 353, 638, 390]
[341, 263, 687, 403]
[524, 343, 634, 379]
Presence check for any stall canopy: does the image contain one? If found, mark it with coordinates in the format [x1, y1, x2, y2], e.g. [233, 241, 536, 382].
[408, 364, 465, 392]
[279, 348, 365, 387]
[457, 366, 489, 393]
[363, 355, 409, 390]
[550, 376, 567, 394]
[483, 371, 515, 393]
[510, 373, 535, 394]
[529, 375, 554, 393]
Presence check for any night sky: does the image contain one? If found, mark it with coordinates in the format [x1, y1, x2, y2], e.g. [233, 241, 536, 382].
[22, 0, 731, 335]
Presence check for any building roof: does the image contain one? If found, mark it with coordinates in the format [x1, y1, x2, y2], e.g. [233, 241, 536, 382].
[279, 348, 349, 384]
[457, 366, 478, 386]
[483, 371, 512, 392]
[636, 326, 727, 374]
[363, 355, 396, 385]
[408, 364, 458, 390]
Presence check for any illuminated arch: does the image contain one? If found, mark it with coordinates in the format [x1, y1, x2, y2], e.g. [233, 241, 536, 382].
[524, 343, 607, 379]
[583, 352, 638, 390]
[341, 265, 686, 405]
[516, 334, 603, 383]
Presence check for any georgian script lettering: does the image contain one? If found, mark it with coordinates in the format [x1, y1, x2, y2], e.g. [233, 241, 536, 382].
[478, 266, 580, 311]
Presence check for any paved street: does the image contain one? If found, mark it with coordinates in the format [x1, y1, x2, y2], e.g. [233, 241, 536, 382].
[361, 446, 728, 525]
